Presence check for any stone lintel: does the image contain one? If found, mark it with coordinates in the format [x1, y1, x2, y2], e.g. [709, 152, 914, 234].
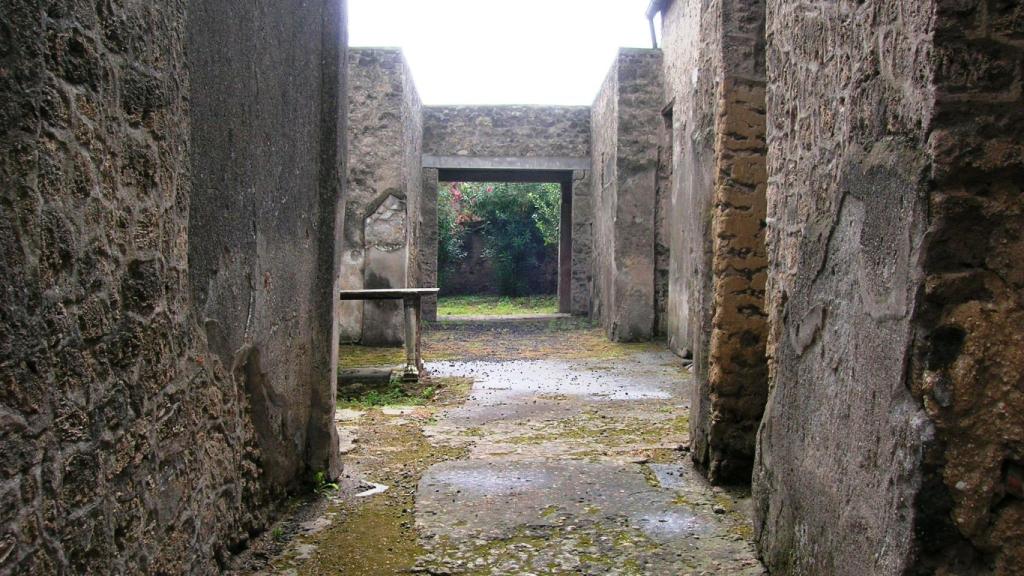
[422, 155, 591, 172]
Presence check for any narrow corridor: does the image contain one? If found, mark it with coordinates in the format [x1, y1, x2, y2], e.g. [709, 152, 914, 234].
[241, 320, 764, 575]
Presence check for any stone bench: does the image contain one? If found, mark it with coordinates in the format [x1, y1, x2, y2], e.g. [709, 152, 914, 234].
[339, 288, 440, 382]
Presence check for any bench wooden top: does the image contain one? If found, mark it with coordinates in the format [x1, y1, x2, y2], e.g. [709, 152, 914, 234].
[338, 288, 440, 300]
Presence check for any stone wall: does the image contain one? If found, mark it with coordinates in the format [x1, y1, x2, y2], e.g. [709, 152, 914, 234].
[653, 110, 672, 338]
[188, 0, 345, 490]
[915, 3, 1024, 571]
[753, 2, 934, 571]
[402, 50, 425, 328]
[420, 106, 593, 317]
[590, 61, 619, 335]
[662, 0, 713, 361]
[419, 169, 440, 320]
[658, 0, 770, 484]
[589, 49, 664, 342]
[0, 0, 346, 572]
[570, 170, 594, 315]
[341, 48, 422, 345]
[753, 0, 1022, 574]
[423, 106, 590, 158]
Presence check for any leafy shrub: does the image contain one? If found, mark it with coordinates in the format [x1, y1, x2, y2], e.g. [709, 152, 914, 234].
[437, 184, 466, 289]
[438, 182, 560, 296]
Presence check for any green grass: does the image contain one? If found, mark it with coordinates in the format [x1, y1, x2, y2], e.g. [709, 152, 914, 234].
[338, 344, 406, 368]
[337, 381, 436, 408]
[437, 294, 558, 317]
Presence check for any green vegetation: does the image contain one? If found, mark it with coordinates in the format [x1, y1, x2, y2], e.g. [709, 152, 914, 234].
[337, 375, 471, 410]
[337, 380, 435, 409]
[312, 470, 338, 495]
[292, 389, 471, 576]
[337, 344, 405, 368]
[437, 183, 466, 290]
[437, 294, 558, 317]
[438, 181, 560, 295]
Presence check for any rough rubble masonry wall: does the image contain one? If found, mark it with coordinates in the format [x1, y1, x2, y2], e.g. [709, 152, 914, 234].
[590, 49, 664, 342]
[422, 106, 590, 158]
[912, 3, 1024, 572]
[419, 168, 439, 320]
[421, 106, 592, 316]
[653, 102, 672, 339]
[341, 48, 422, 345]
[753, 0, 1022, 574]
[0, 0, 346, 572]
[590, 59, 619, 336]
[659, 0, 770, 485]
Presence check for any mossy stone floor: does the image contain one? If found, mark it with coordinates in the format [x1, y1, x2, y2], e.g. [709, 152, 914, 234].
[238, 321, 765, 575]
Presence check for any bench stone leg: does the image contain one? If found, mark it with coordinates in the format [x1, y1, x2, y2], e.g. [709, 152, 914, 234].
[402, 296, 419, 382]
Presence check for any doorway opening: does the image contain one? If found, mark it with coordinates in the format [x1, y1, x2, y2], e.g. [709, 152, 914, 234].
[435, 169, 573, 318]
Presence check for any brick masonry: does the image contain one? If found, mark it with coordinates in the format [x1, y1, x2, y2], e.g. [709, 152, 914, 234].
[658, 0, 770, 484]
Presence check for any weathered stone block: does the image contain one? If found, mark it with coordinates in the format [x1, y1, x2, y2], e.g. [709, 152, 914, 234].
[423, 106, 590, 158]
[753, 1, 1024, 574]
[343, 48, 423, 343]
[590, 49, 664, 342]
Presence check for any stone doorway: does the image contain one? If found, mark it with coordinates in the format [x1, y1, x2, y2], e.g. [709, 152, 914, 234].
[421, 163, 587, 320]
[436, 170, 571, 317]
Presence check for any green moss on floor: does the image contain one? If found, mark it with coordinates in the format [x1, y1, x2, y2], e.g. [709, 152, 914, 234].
[437, 294, 558, 316]
[497, 411, 689, 457]
[299, 498, 424, 575]
[640, 464, 661, 488]
[340, 318, 672, 369]
[425, 524, 660, 576]
[255, 318, 764, 575]
[337, 372, 471, 410]
[424, 325, 665, 362]
[278, 378, 472, 576]
[337, 344, 405, 368]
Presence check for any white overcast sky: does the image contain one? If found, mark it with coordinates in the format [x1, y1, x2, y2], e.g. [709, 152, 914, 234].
[348, 0, 656, 105]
